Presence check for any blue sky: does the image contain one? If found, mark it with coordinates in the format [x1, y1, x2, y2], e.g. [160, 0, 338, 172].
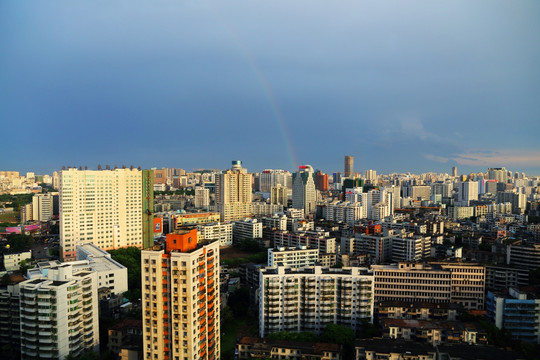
[1, 1, 539, 176]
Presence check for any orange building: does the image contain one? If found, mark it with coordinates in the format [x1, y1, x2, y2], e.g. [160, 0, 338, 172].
[142, 229, 220, 360]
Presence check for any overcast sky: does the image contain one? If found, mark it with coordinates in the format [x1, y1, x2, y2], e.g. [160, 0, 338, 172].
[1, 0, 539, 176]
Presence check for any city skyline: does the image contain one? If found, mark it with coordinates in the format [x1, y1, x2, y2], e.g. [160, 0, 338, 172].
[1, 1, 539, 175]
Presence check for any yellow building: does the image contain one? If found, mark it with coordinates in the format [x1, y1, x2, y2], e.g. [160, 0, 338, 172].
[59, 168, 151, 260]
[172, 212, 220, 228]
[216, 161, 252, 222]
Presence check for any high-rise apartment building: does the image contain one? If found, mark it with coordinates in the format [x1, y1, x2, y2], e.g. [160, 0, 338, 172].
[20, 203, 33, 223]
[487, 287, 540, 343]
[270, 184, 288, 206]
[233, 218, 263, 245]
[19, 263, 99, 359]
[141, 229, 220, 360]
[52, 171, 60, 190]
[216, 161, 252, 222]
[431, 182, 452, 198]
[403, 185, 431, 201]
[197, 222, 233, 247]
[267, 246, 319, 268]
[259, 169, 291, 193]
[366, 189, 393, 220]
[0, 274, 24, 355]
[457, 181, 479, 206]
[194, 186, 210, 209]
[59, 168, 154, 261]
[315, 171, 329, 191]
[32, 193, 54, 222]
[344, 156, 354, 178]
[391, 234, 432, 262]
[292, 165, 316, 216]
[488, 167, 508, 184]
[259, 266, 374, 337]
[365, 169, 377, 183]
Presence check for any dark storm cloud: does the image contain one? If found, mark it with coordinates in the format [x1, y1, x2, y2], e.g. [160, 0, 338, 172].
[0, 0, 539, 174]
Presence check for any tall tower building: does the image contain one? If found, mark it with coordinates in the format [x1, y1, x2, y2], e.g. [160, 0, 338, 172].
[315, 171, 329, 191]
[194, 186, 210, 209]
[344, 155, 354, 178]
[259, 169, 292, 193]
[488, 167, 508, 184]
[458, 181, 479, 206]
[365, 169, 377, 183]
[32, 193, 54, 222]
[292, 165, 316, 216]
[452, 166, 458, 177]
[270, 184, 288, 206]
[59, 168, 154, 261]
[216, 161, 252, 222]
[142, 229, 220, 360]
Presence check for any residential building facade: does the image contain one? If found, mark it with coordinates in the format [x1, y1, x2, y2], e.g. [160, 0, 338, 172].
[141, 229, 220, 360]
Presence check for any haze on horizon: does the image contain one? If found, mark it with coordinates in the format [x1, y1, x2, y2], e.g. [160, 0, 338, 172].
[1, 1, 539, 176]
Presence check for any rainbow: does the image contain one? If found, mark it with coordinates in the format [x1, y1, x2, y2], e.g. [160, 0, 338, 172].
[203, 2, 299, 170]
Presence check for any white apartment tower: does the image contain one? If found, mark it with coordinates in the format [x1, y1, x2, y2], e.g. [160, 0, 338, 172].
[19, 263, 99, 359]
[194, 186, 210, 209]
[59, 168, 150, 261]
[259, 169, 292, 193]
[366, 189, 393, 220]
[216, 161, 252, 222]
[197, 222, 233, 247]
[32, 193, 54, 222]
[259, 266, 374, 337]
[458, 181, 479, 206]
[292, 165, 317, 216]
[141, 229, 220, 360]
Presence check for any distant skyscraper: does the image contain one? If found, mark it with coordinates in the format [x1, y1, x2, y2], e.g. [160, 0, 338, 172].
[315, 171, 329, 191]
[259, 169, 291, 193]
[194, 186, 210, 209]
[59, 168, 153, 261]
[270, 184, 288, 206]
[216, 161, 252, 221]
[458, 181, 479, 206]
[365, 169, 377, 183]
[452, 166, 457, 177]
[292, 165, 316, 216]
[344, 155, 354, 178]
[32, 193, 54, 222]
[488, 167, 508, 184]
[142, 229, 220, 360]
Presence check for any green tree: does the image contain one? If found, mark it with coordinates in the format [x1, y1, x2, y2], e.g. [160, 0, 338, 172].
[321, 323, 355, 358]
[19, 259, 32, 273]
[267, 331, 318, 342]
[357, 319, 380, 339]
[321, 323, 355, 345]
[239, 239, 261, 252]
[108, 247, 141, 301]
[3, 233, 33, 253]
[228, 287, 250, 317]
